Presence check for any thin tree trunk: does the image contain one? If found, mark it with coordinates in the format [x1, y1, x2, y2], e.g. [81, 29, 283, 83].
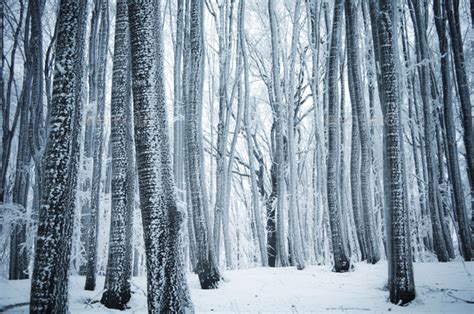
[268, 0, 289, 267]
[435, 0, 472, 260]
[85, 0, 109, 291]
[326, 0, 350, 273]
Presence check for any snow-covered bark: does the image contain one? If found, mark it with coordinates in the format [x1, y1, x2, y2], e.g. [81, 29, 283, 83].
[376, 0, 415, 305]
[445, 0, 474, 257]
[85, 0, 109, 291]
[268, 0, 289, 267]
[30, 0, 87, 311]
[345, 0, 379, 264]
[239, 0, 267, 268]
[409, 0, 450, 262]
[326, 0, 350, 272]
[128, 0, 194, 311]
[184, 0, 221, 288]
[173, 0, 194, 271]
[434, 0, 472, 261]
[9, 15, 33, 279]
[100, 0, 134, 309]
[286, 0, 305, 270]
[307, 0, 331, 264]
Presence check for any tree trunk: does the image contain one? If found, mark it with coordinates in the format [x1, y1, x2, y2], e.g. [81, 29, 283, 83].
[85, 0, 109, 291]
[30, 0, 87, 311]
[183, 0, 221, 289]
[376, 0, 416, 305]
[345, 0, 379, 264]
[268, 0, 289, 267]
[445, 0, 474, 258]
[435, 0, 472, 260]
[100, 0, 135, 309]
[128, 0, 193, 311]
[326, 0, 350, 272]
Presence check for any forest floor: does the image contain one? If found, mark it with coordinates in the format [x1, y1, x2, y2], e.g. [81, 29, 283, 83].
[1, 260, 473, 313]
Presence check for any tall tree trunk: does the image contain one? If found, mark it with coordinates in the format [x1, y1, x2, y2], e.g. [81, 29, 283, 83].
[183, 0, 221, 289]
[240, 0, 266, 267]
[30, 0, 87, 310]
[128, 0, 193, 311]
[326, 0, 350, 272]
[376, 0, 416, 305]
[10, 7, 33, 279]
[345, 0, 379, 264]
[445, 0, 474, 257]
[268, 0, 289, 267]
[410, 0, 449, 262]
[435, 0, 472, 260]
[286, 0, 306, 270]
[85, 0, 109, 291]
[100, 0, 135, 309]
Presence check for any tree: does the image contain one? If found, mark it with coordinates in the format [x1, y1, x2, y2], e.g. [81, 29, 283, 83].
[128, 0, 193, 311]
[268, 0, 289, 267]
[30, 0, 88, 311]
[434, 0, 472, 261]
[445, 0, 474, 257]
[325, 0, 350, 272]
[84, 0, 109, 291]
[100, 0, 135, 309]
[409, 0, 450, 262]
[375, 0, 416, 304]
[345, 0, 379, 264]
[183, 0, 222, 288]
[286, 0, 305, 270]
[240, 0, 267, 267]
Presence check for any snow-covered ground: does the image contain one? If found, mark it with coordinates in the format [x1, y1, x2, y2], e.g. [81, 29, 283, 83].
[1, 261, 473, 313]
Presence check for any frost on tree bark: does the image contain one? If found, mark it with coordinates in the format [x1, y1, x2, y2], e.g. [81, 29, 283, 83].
[85, 0, 109, 291]
[409, 0, 450, 262]
[286, 0, 305, 270]
[376, 0, 415, 305]
[173, 0, 197, 271]
[434, 0, 472, 261]
[84, 0, 109, 290]
[325, 0, 350, 272]
[239, 0, 268, 267]
[268, 0, 289, 267]
[184, 0, 221, 288]
[345, 0, 379, 264]
[100, 0, 135, 309]
[128, 0, 193, 311]
[30, 0, 87, 311]
[212, 0, 234, 266]
[445, 0, 474, 256]
[9, 1, 35, 280]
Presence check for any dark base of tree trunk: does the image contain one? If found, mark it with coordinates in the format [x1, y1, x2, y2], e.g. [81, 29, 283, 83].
[367, 256, 380, 265]
[390, 289, 416, 306]
[100, 289, 131, 310]
[333, 256, 351, 273]
[84, 278, 96, 291]
[197, 263, 221, 289]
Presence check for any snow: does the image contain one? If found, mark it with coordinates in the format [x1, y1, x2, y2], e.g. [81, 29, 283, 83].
[1, 261, 473, 313]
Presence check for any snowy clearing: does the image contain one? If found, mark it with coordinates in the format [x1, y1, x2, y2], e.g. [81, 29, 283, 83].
[1, 261, 473, 313]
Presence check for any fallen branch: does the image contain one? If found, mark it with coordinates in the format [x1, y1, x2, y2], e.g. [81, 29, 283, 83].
[0, 302, 30, 312]
[446, 291, 474, 304]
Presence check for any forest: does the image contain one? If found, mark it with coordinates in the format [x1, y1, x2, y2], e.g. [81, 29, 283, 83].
[0, 0, 473, 312]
